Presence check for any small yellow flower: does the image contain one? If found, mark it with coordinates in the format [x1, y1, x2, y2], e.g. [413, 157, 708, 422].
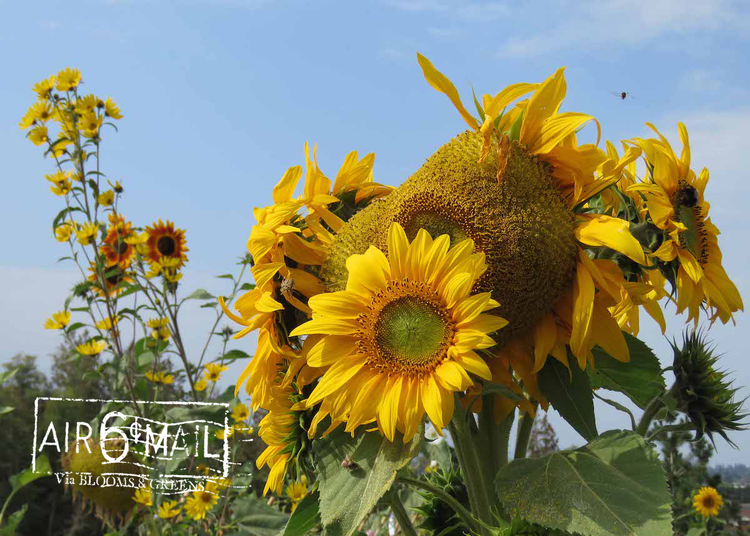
[95, 316, 119, 331]
[44, 311, 71, 330]
[146, 317, 169, 329]
[209, 477, 232, 490]
[32, 75, 56, 101]
[76, 339, 107, 357]
[98, 190, 115, 207]
[50, 179, 72, 196]
[184, 481, 220, 520]
[133, 482, 152, 506]
[159, 373, 175, 385]
[285, 479, 308, 512]
[56, 68, 82, 91]
[28, 125, 49, 146]
[125, 232, 148, 246]
[693, 486, 723, 518]
[231, 403, 250, 422]
[233, 424, 253, 435]
[48, 137, 72, 158]
[204, 363, 228, 382]
[158, 500, 181, 519]
[103, 97, 123, 119]
[196, 463, 210, 476]
[79, 112, 103, 138]
[108, 179, 124, 193]
[75, 222, 98, 245]
[74, 94, 98, 115]
[194, 378, 208, 392]
[151, 326, 171, 341]
[55, 222, 74, 243]
[215, 427, 234, 440]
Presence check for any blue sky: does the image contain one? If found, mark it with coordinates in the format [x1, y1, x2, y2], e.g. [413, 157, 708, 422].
[2, 0, 749, 463]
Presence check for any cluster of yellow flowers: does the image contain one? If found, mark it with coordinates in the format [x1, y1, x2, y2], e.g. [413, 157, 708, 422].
[132, 478, 231, 522]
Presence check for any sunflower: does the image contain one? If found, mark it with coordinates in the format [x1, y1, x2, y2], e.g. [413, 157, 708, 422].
[76, 222, 98, 246]
[32, 75, 56, 101]
[103, 97, 123, 119]
[291, 222, 505, 442]
[146, 317, 169, 329]
[232, 403, 250, 422]
[44, 310, 71, 330]
[184, 481, 220, 520]
[77, 339, 107, 357]
[629, 123, 743, 326]
[95, 315, 120, 331]
[98, 190, 115, 207]
[55, 222, 74, 242]
[323, 57, 650, 383]
[87, 261, 134, 297]
[693, 486, 723, 518]
[151, 326, 171, 341]
[28, 125, 49, 146]
[145, 220, 188, 268]
[194, 378, 208, 392]
[132, 483, 152, 506]
[285, 478, 308, 512]
[56, 68, 81, 91]
[204, 363, 228, 382]
[158, 500, 181, 519]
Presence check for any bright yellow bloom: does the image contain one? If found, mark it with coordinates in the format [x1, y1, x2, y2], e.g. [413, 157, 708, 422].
[629, 123, 743, 326]
[231, 403, 250, 422]
[28, 125, 49, 146]
[32, 76, 56, 101]
[285, 480, 308, 512]
[233, 423, 253, 435]
[291, 222, 506, 442]
[184, 481, 220, 520]
[79, 112, 103, 138]
[56, 68, 82, 91]
[145, 220, 188, 268]
[215, 427, 234, 440]
[196, 463, 210, 475]
[48, 137, 72, 158]
[194, 378, 208, 392]
[44, 311, 71, 330]
[103, 97, 123, 119]
[204, 363, 228, 382]
[76, 339, 107, 356]
[132, 482, 152, 506]
[158, 500, 181, 519]
[209, 477, 232, 490]
[98, 190, 115, 207]
[151, 326, 171, 341]
[55, 222, 74, 243]
[48, 177, 72, 196]
[146, 317, 169, 329]
[20, 101, 57, 129]
[693, 487, 723, 518]
[146, 371, 175, 384]
[95, 316, 119, 331]
[74, 94, 99, 115]
[75, 222, 98, 245]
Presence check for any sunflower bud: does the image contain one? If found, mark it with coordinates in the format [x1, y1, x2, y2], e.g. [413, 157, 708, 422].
[414, 464, 470, 536]
[672, 330, 747, 445]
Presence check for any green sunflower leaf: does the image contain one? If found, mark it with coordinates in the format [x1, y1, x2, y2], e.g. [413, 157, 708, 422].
[184, 288, 215, 301]
[539, 354, 597, 441]
[226, 494, 289, 536]
[315, 427, 421, 536]
[278, 491, 321, 536]
[494, 430, 673, 536]
[589, 333, 665, 409]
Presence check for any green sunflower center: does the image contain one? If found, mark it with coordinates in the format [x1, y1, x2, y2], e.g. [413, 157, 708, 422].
[374, 296, 452, 366]
[157, 235, 176, 256]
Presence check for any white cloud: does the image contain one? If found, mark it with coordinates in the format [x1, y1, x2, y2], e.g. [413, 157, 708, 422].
[498, 0, 746, 58]
[680, 69, 724, 93]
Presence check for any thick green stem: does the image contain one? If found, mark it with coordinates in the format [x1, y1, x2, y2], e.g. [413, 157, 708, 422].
[397, 477, 482, 536]
[449, 397, 495, 535]
[513, 402, 538, 459]
[389, 492, 418, 536]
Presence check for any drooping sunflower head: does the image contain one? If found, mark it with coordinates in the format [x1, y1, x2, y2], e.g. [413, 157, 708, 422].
[145, 219, 188, 267]
[293, 222, 507, 442]
[62, 437, 144, 526]
[672, 330, 747, 445]
[693, 486, 723, 518]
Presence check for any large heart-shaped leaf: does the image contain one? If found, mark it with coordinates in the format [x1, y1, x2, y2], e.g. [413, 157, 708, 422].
[278, 491, 321, 536]
[495, 430, 672, 536]
[227, 494, 289, 536]
[589, 333, 665, 409]
[315, 428, 421, 536]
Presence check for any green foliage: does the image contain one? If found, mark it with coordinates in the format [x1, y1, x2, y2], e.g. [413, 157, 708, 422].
[589, 333, 666, 409]
[495, 430, 672, 536]
[314, 428, 421, 536]
[277, 491, 321, 536]
[538, 356, 597, 441]
[226, 494, 290, 535]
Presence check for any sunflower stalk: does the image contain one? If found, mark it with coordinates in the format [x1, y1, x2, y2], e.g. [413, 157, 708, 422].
[449, 396, 498, 535]
[513, 402, 537, 459]
[388, 491, 418, 536]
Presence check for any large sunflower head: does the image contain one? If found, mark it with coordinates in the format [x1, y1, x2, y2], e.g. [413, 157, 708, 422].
[291, 222, 507, 442]
[630, 123, 743, 326]
[145, 219, 188, 267]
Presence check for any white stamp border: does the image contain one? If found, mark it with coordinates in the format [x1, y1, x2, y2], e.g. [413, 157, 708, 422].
[33, 397, 231, 479]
